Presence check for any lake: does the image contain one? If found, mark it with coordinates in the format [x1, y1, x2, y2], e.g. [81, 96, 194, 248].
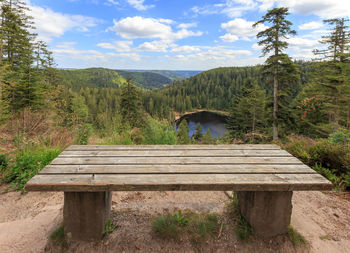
[175, 111, 229, 138]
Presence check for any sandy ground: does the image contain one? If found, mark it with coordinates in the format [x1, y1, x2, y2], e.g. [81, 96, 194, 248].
[0, 187, 349, 253]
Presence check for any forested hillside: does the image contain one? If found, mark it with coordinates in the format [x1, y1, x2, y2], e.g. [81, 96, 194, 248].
[59, 68, 126, 90]
[116, 70, 172, 89]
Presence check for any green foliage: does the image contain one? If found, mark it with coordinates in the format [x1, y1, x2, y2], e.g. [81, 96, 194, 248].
[2, 147, 61, 192]
[120, 78, 144, 128]
[329, 130, 350, 145]
[49, 225, 67, 247]
[284, 140, 311, 164]
[284, 138, 350, 190]
[192, 123, 203, 142]
[75, 124, 92, 145]
[116, 70, 172, 89]
[288, 226, 308, 246]
[152, 213, 183, 240]
[228, 192, 252, 240]
[189, 214, 220, 243]
[152, 211, 220, 242]
[172, 210, 189, 226]
[176, 120, 190, 144]
[0, 153, 9, 170]
[202, 129, 212, 144]
[104, 218, 115, 236]
[142, 117, 176, 144]
[59, 68, 126, 90]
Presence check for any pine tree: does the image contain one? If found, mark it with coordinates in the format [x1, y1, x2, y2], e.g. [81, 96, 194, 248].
[176, 120, 190, 144]
[202, 129, 212, 144]
[227, 80, 267, 141]
[120, 77, 143, 128]
[311, 18, 350, 128]
[253, 7, 297, 140]
[192, 123, 203, 142]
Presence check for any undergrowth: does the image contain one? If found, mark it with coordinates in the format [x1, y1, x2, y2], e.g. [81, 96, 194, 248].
[1, 147, 61, 192]
[152, 210, 220, 243]
[226, 192, 252, 240]
[288, 226, 308, 246]
[49, 225, 67, 248]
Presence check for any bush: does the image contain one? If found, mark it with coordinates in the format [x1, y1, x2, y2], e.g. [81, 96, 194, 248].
[284, 140, 310, 164]
[0, 153, 9, 170]
[143, 118, 176, 145]
[3, 147, 61, 192]
[308, 140, 350, 175]
[75, 124, 92, 145]
[329, 130, 350, 145]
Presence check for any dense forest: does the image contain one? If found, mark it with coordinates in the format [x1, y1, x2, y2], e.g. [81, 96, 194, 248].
[0, 1, 350, 192]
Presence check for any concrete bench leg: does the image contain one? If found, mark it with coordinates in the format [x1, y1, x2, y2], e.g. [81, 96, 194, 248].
[236, 191, 293, 237]
[64, 191, 112, 241]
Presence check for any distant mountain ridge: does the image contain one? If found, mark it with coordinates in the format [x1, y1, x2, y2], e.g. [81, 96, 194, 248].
[58, 68, 202, 90]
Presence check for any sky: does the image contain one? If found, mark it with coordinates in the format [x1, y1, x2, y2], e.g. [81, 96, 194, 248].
[27, 0, 350, 70]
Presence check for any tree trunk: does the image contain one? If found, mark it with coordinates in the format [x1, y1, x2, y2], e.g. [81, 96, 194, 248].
[273, 67, 278, 140]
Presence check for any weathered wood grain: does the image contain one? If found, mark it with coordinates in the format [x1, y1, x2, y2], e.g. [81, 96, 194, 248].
[39, 164, 315, 174]
[51, 156, 303, 165]
[66, 144, 281, 151]
[60, 149, 292, 157]
[26, 173, 333, 192]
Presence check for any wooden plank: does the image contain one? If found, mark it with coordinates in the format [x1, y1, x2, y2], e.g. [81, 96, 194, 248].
[60, 149, 292, 157]
[39, 164, 316, 174]
[66, 144, 281, 151]
[25, 173, 333, 192]
[51, 156, 303, 165]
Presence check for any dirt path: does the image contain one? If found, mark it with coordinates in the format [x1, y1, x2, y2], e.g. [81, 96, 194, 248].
[0, 187, 349, 253]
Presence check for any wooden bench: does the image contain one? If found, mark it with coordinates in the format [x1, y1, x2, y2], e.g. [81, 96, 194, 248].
[26, 144, 332, 240]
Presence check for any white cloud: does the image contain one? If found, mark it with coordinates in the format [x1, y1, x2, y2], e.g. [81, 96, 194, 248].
[220, 34, 239, 42]
[258, 0, 350, 18]
[220, 18, 268, 42]
[29, 5, 100, 42]
[108, 16, 202, 41]
[177, 23, 197, 29]
[97, 40, 133, 52]
[104, 0, 119, 6]
[191, 0, 257, 18]
[299, 21, 323, 30]
[138, 40, 175, 52]
[171, 46, 201, 53]
[126, 0, 154, 11]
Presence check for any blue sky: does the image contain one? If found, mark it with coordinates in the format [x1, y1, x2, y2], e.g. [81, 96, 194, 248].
[27, 0, 350, 70]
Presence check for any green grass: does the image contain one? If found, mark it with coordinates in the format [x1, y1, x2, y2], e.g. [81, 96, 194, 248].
[152, 211, 220, 242]
[49, 225, 67, 247]
[104, 218, 115, 236]
[226, 192, 253, 240]
[288, 226, 308, 246]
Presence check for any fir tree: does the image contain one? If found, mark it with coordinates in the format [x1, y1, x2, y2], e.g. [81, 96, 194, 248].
[253, 7, 297, 140]
[176, 120, 190, 144]
[192, 123, 203, 142]
[120, 77, 143, 128]
[202, 129, 212, 144]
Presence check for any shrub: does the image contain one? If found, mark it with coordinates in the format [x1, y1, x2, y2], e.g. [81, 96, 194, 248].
[329, 130, 350, 145]
[143, 117, 176, 145]
[308, 140, 350, 175]
[3, 147, 61, 192]
[0, 153, 8, 170]
[75, 124, 92, 145]
[284, 140, 310, 164]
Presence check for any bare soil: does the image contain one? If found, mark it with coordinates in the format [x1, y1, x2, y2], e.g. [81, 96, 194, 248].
[0, 186, 349, 253]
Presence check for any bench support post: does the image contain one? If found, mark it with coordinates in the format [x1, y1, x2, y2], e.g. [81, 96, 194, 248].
[237, 191, 292, 237]
[64, 191, 112, 241]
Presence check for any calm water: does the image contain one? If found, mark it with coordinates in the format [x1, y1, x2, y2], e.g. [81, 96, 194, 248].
[175, 111, 228, 138]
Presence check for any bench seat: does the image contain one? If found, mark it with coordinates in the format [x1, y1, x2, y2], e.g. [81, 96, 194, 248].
[25, 144, 332, 240]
